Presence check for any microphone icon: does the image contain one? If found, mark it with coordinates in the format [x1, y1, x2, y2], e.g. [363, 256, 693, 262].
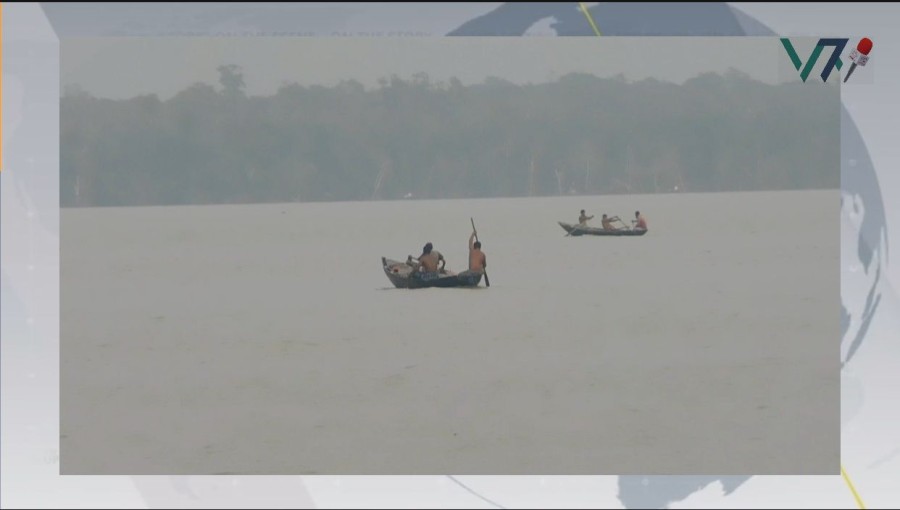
[844, 37, 873, 83]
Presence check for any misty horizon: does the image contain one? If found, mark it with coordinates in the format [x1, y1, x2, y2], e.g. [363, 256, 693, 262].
[61, 63, 838, 208]
[61, 37, 801, 101]
[63, 66, 784, 101]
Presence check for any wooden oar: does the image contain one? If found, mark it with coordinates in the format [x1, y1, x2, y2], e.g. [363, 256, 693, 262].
[470, 218, 490, 287]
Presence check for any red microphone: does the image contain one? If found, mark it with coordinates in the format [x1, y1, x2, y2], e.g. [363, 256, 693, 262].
[844, 38, 873, 83]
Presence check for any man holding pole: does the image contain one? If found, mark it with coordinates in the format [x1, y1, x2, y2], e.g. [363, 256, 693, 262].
[466, 218, 490, 287]
[468, 231, 487, 275]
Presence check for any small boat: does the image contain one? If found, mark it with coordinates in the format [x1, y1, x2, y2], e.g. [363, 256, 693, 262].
[558, 221, 648, 237]
[382, 257, 483, 289]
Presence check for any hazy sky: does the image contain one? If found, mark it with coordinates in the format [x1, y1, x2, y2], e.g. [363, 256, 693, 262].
[62, 36, 799, 99]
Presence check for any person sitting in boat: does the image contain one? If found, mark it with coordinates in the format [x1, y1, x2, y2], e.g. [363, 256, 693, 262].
[408, 242, 445, 274]
[578, 209, 594, 225]
[633, 210, 648, 231]
[601, 214, 622, 231]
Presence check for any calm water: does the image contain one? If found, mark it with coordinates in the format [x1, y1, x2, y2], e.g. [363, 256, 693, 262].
[62, 190, 839, 474]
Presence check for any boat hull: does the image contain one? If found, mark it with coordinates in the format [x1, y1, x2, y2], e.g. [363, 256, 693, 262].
[559, 221, 648, 236]
[382, 257, 483, 289]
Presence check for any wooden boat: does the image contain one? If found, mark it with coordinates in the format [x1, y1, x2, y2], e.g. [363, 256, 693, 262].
[382, 257, 483, 289]
[558, 221, 648, 237]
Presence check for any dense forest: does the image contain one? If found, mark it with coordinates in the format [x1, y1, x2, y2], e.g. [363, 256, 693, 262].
[61, 65, 839, 207]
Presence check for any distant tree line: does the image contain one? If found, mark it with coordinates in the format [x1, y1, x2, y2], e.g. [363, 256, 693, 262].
[61, 66, 839, 207]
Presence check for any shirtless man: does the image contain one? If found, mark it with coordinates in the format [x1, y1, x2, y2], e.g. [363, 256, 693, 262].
[601, 214, 622, 231]
[578, 209, 594, 226]
[409, 242, 445, 273]
[633, 210, 648, 230]
[468, 230, 487, 274]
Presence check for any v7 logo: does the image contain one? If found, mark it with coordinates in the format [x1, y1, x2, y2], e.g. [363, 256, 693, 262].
[781, 38, 849, 82]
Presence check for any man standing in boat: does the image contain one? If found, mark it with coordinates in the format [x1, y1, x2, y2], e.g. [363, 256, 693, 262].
[467, 230, 487, 275]
[455, 229, 487, 284]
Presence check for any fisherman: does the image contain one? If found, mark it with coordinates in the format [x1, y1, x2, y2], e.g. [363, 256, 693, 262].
[633, 210, 648, 231]
[408, 242, 445, 274]
[601, 214, 622, 231]
[467, 229, 487, 274]
[578, 209, 594, 226]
